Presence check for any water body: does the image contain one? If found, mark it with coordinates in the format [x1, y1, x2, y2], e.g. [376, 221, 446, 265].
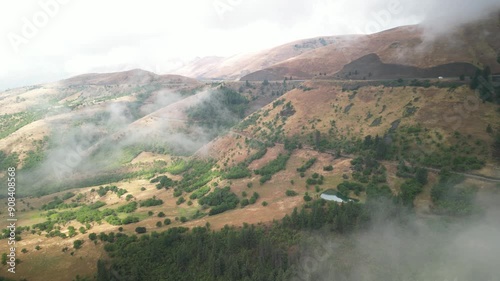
[320, 193, 345, 202]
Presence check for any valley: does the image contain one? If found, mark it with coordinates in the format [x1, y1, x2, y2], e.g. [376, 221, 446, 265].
[0, 10, 500, 281]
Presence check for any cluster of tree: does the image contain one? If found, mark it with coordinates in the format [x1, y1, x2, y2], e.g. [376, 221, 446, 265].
[0, 151, 18, 170]
[223, 164, 252, 179]
[95, 185, 482, 281]
[199, 186, 239, 216]
[398, 179, 424, 206]
[470, 66, 500, 103]
[362, 135, 392, 160]
[165, 159, 192, 175]
[306, 173, 324, 185]
[240, 192, 260, 207]
[323, 165, 334, 171]
[96, 224, 294, 281]
[255, 153, 290, 184]
[283, 135, 301, 151]
[242, 147, 267, 166]
[350, 156, 387, 184]
[396, 161, 429, 185]
[150, 175, 176, 189]
[33, 202, 112, 233]
[422, 152, 484, 172]
[116, 201, 138, 213]
[176, 160, 216, 193]
[337, 181, 365, 197]
[40, 196, 81, 211]
[139, 197, 164, 207]
[296, 158, 316, 173]
[430, 171, 476, 215]
[186, 86, 249, 132]
[189, 186, 211, 200]
[95, 185, 128, 198]
[282, 200, 365, 233]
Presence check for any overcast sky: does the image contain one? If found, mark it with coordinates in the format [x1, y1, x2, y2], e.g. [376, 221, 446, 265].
[1, 0, 499, 90]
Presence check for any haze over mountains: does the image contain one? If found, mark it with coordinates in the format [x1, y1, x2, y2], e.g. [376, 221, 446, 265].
[174, 11, 500, 81]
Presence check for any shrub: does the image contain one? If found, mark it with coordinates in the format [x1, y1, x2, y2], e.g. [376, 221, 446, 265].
[73, 240, 83, 249]
[303, 193, 312, 202]
[88, 233, 97, 241]
[223, 165, 252, 179]
[323, 165, 333, 171]
[140, 197, 164, 207]
[286, 190, 298, 197]
[135, 227, 147, 234]
[117, 201, 138, 213]
[176, 197, 186, 205]
[240, 198, 250, 207]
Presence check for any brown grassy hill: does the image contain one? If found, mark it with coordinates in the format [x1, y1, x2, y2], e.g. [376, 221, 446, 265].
[235, 80, 500, 174]
[241, 13, 500, 80]
[173, 36, 340, 80]
[60, 69, 198, 86]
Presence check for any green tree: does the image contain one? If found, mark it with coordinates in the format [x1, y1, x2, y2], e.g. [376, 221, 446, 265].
[416, 168, 428, 185]
[73, 240, 83, 249]
[79, 226, 86, 234]
[135, 227, 147, 234]
[68, 226, 76, 237]
[88, 233, 97, 241]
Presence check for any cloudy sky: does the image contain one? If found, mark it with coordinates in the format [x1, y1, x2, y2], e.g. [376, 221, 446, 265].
[0, 0, 499, 90]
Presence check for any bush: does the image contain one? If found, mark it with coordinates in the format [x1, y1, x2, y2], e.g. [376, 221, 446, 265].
[176, 197, 186, 205]
[303, 193, 312, 202]
[323, 165, 334, 171]
[135, 227, 147, 234]
[163, 218, 171, 225]
[240, 198, 250, 207]
[88, 233, 97, 241]
[431, 174, 475, 215]
[189, 186, 210, 200]
[117, 201, 138, 213]
[140, 197, 164, 207]
[122, 216, 140, 225]
[286, 190, 298, 197]
[223, 165, 251, 179]
[158, 212, 166, 217]
[255, 154, 290, 183]
[400, 179, 423, 206]
[73, 240, 83, 249]
[199, 186, 239, 216]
